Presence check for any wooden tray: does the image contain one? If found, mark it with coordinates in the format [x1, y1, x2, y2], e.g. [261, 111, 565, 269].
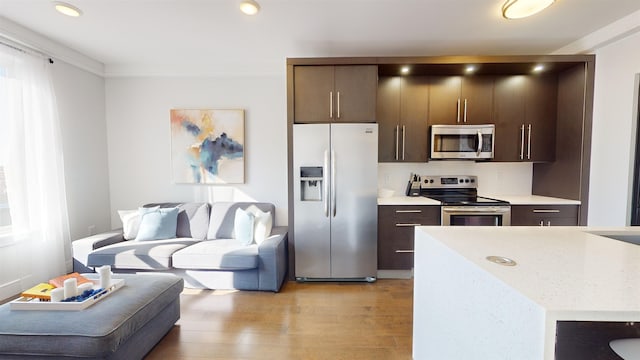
[10, 278, 125, 311]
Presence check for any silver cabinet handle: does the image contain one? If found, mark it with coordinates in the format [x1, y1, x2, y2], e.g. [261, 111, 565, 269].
[527, 124, 532, 160]
[323, 150, 329, 217]
[331, 150, 336, 217]
[477, 130, 483, 156]
[532, 209, 561, 213]
[520, 124, 525, 160]
[395, 223, 422, 227]
[456, 98, 461, 123]
[337, 91, 341, 119]
[329, 91, 333, 119]
[402, 125, 406, 161]
[463, 98, 468, 123]
[395, 125, 399, 161]
[395, 210, 422, 213]
[395, 250, 415, 253]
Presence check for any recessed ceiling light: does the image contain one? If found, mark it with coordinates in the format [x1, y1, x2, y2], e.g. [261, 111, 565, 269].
[400, 66, 410, 75]
[240, 0, 260, 15]
[502, 0, 555, 20]
[532, 64, 545, 73]
[53, 2, 82, 17]
[465, 65, 477, 74]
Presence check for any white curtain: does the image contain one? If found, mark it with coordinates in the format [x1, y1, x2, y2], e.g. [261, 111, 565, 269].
[0, 45, 70, 293]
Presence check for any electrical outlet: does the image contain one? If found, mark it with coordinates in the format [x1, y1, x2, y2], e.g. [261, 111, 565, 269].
[88, 225, 96, 236]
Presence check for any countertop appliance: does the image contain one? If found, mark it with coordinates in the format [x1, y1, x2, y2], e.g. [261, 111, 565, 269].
[420, 175, 511, 226]
[293, 123, 378, 282]
[406, 173, 421, 196]
[430, 124, 495, 160]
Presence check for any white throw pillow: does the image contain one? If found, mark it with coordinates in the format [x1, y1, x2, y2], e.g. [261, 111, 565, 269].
[246, 206, 273, 245]
[118, 206, 160, 240]
[234, 208, 255, 246]
[118, 209, 140, 240]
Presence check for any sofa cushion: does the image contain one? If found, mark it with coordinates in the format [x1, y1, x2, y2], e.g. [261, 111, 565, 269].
[87, 238, 199, 270]
[144, 202, 210, 240]
[207, 202, 275, 240]
[171, 239, 259, 270]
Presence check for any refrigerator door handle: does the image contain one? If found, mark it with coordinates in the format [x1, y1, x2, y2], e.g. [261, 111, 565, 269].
[323, 150, 330, 217]
[331, 149, 337, 217]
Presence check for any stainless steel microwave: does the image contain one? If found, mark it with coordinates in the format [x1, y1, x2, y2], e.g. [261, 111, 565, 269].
[430, 124, 495, 160]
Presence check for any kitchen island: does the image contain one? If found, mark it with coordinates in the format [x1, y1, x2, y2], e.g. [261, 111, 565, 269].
[413, 226, 640, 360]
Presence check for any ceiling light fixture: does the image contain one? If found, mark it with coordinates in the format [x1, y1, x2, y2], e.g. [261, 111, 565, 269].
[465, 65, 477, 74]
[502, 0, 555, 19]
[400, 66, 410, 75]
[53, 2, 82, 17]
[240, 0, 260, 15]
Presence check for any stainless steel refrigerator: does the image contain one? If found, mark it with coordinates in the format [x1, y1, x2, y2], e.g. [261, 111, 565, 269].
[293, 123, 378, 282]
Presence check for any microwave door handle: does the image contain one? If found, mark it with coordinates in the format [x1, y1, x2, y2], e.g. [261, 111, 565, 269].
[476, 130, 483, 156]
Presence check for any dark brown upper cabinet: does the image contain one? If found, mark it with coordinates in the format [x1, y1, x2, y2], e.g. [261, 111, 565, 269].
[428, 76, 494, 125]
[293, 65, 378, 123]
[378, 76, 429, 162]
[493, 75, 557, 162]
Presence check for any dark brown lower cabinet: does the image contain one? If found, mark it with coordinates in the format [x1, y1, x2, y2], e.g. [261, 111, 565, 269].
[510, 205, 579, 226]
[378, 205, 440, 270]
[555, 321, 640, 360]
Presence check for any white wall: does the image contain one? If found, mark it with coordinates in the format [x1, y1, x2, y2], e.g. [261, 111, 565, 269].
[105, 75, 288, 228]
[587, 31, 640, 226]
[52, 60, 111, 242]
[378, 162, 533, 197]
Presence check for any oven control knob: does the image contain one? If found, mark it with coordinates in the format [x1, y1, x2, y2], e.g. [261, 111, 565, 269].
[465, 179, 470, 183]
[471, 179, 475, 183]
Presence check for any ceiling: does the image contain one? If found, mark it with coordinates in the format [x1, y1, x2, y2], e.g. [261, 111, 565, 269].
[1, 0, 639, 76]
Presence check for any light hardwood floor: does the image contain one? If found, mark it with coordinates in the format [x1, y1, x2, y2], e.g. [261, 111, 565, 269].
[145, 279, 414, 360]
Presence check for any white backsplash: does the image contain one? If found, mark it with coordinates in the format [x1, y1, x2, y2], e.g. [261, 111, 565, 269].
[378, 161, 533, 197]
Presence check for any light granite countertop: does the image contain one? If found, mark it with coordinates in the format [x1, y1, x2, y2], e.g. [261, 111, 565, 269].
[378, 194, 580, 206]
[413, 226, 640, 359]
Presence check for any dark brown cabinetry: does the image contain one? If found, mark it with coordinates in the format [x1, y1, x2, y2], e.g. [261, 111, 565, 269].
[511, 204, 579, 226]
[493, 75, 557, 162]
[378, 205, 440, 269]
[293, 65, 378, 123]
[377, 76, 429, 162]
[428, 76, 493, 125]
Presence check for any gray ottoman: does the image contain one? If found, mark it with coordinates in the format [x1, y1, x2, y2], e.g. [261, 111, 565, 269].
[0, 273, 183, 359]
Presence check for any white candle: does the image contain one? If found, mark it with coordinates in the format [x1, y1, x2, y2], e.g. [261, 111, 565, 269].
[63, 278, 77, 299]
[98, 265, 111, 288]
[50, 288, 64, 302]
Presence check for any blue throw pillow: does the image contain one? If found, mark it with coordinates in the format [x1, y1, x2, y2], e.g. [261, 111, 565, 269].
[234, 208, 255, 246]
[135, 207, 179, 241]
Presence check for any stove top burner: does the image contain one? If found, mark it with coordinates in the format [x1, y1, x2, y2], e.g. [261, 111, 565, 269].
[424, 194, 510, 206]
[418, 175, 510, 206]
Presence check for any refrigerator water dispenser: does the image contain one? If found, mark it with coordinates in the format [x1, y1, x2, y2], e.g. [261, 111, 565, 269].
[300, 166, 323, 201]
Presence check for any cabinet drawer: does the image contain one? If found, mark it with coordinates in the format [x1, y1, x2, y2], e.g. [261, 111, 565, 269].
[379, 205, 440, 224]
[511, 205, 579, 226]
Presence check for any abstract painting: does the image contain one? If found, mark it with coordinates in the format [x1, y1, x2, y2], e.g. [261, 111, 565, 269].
[170, 109, 244, 184]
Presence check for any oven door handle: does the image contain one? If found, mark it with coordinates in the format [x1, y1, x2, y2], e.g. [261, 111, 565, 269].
[476, 130, 483, 156]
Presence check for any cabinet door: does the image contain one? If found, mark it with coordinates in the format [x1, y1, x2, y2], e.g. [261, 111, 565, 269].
[334, 65, 378, 123]
[428, 76, 462, 125]
[493, 76, 526, 161]
[526, 75, 557, 162]
[511, 205, 579, 226]
[377, 76, 401, 162]
[294, 66, 334, 123]
[400, 76, 430, 162]
[461, 76, 494, 124]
